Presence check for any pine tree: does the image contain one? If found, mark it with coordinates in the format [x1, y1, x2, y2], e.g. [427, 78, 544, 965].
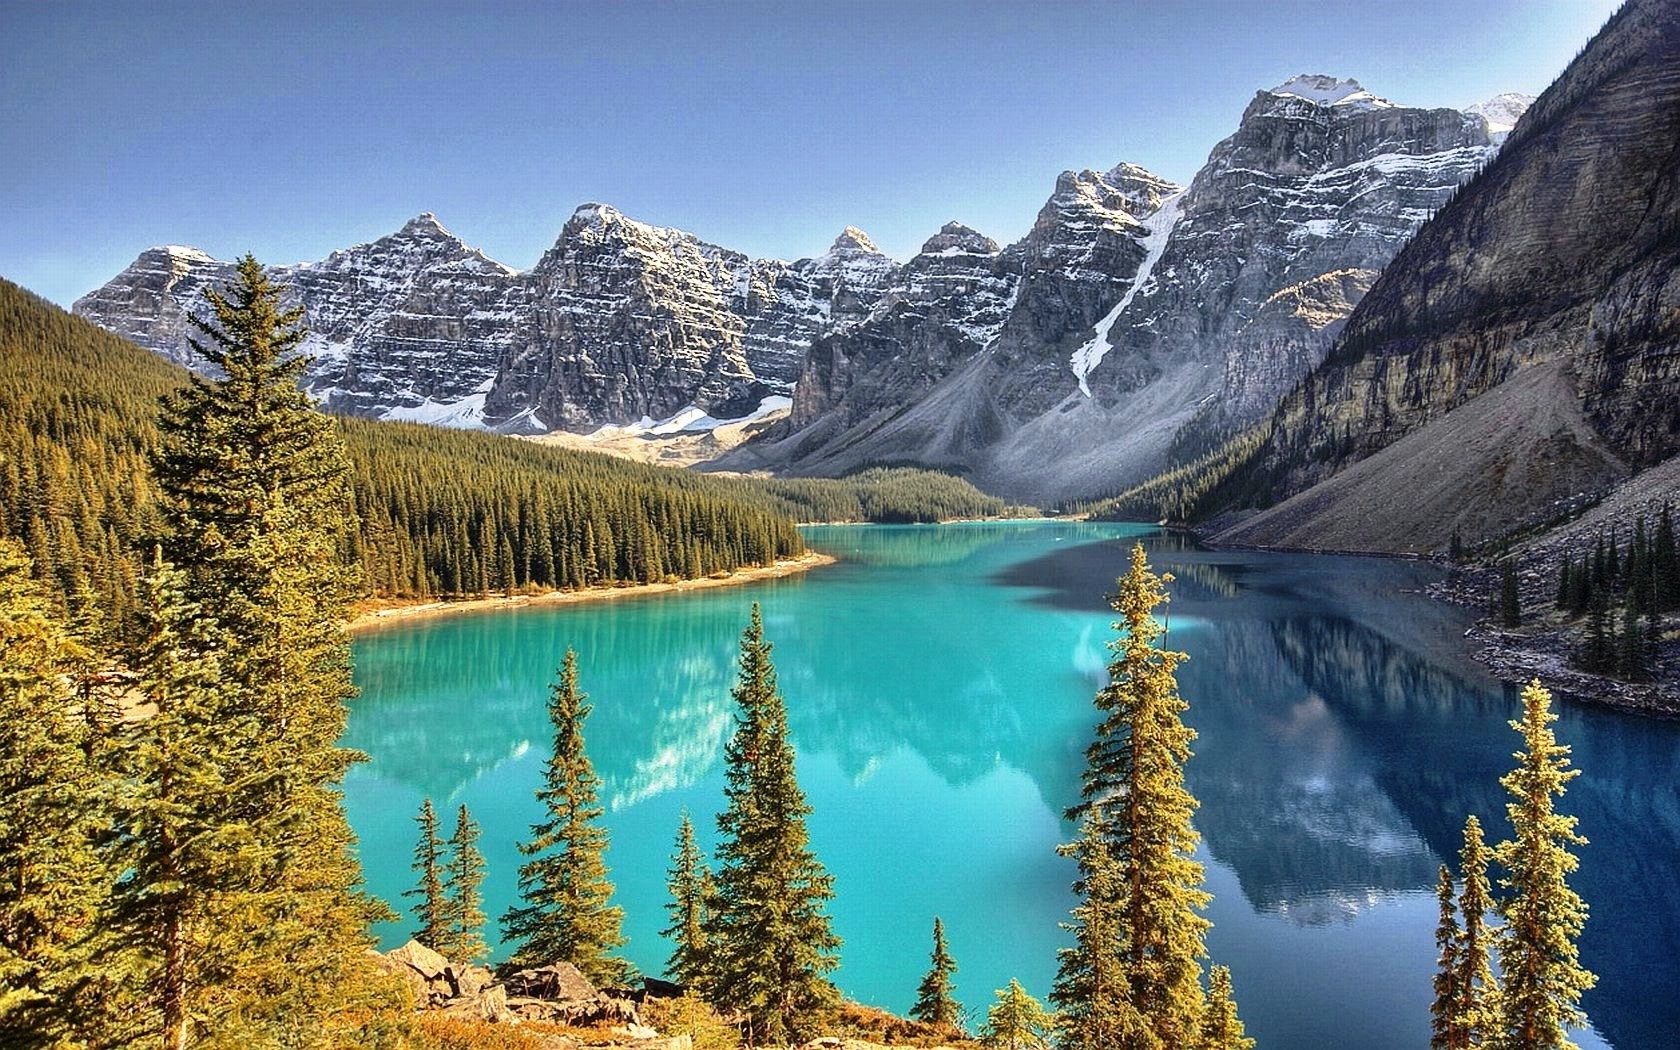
[1431, 866, 1464, 1050]
[982, 979, 1052, 1050]
[1052, 809, 1152, 1050]
[106, 553, 247, 1050]
[1200, 966, 1253, 1050]
[444, 804, 488, 965]
[149, 256, 394, 1036]
[1491, 681, 1596, 1050]
[662, 811, 712, 991]
[910, 916, 962, 1031]
[1054, 543, 1224, 1049]
[707, 604, 841, 1046]
[0, 539, 109, 1046]
[406, 799, 449, 950]
[501, 649, 628, 983]
[1499, 562, 1521, 628]
[1455, 816, 1497, 1047]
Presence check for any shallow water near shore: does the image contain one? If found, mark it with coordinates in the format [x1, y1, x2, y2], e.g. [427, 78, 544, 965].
[344, 521, 1680, 1049]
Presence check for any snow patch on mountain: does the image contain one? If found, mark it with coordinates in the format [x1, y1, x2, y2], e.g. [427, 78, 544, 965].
[1269, 74, 1393, 110]
[1071, 190, 1186, 396]
[587, 394, 793, 438]
[1465, 92, 1537, 143]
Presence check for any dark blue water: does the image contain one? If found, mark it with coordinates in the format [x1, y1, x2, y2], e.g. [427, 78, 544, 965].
[343, 522, 1680, 1049]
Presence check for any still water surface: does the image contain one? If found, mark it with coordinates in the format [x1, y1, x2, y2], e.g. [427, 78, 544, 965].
[344, 522, 1680, 1049]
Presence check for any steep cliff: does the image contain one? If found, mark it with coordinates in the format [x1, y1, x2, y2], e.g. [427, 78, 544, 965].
[1206, 0, 1680, 553]
[731, 77, 1509, 502]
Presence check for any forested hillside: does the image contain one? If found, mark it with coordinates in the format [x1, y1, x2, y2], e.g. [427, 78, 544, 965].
[0, 278, 805, 637]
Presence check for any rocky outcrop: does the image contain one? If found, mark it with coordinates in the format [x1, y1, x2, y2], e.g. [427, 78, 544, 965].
[1205, 0, 1680, 553]
[74, 209, 895, 433]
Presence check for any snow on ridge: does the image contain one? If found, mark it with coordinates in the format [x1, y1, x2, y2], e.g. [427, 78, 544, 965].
[1268, 74, 1393, 110]
[1465, 93, 1537, 141]
[585, 394, 793, 439]
[1070, 190, 1186, 396]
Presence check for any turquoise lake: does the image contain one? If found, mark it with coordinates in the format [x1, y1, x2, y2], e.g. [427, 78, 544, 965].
[343, 522, 1680, 1049]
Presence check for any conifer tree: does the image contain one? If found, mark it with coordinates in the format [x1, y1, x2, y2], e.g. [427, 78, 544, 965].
[982, 979, 1052, 1050]
[0, 539, 108, 1045]
[910, 916, 962, 1030]
[1455, 816, 1497, 1047]
[1492, 681, 1595, 1050]
[106, 554, 248, 1050]
[1052, 808, 1151, 1049]
[406, 799, 449, 950]
[708, 604, 841, 1046]
[1431, 866, 1464, 1050]
[1201, 966, 1253, 1050]
[502, 649, 628, 983]
[1055, 543, 1233, 1049]
[150, 256, 393, 1035]
[444, 804, 488, 965]
[662, 811, 712, 991]
[1499, 562, 1521, 628]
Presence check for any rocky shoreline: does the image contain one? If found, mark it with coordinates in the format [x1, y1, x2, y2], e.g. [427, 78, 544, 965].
[1429, 564, 1679, 718]
[370, 940, 972, 1050]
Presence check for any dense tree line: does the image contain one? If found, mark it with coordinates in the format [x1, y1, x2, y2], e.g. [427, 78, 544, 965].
[1557, 508, 1677, 680]
[0, 277, 804, 640]
[1071, 427, 1272, 525]
[750, 468, 1010, 525]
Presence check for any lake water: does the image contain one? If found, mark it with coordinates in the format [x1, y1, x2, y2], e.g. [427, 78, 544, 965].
[343, 522, 1680, 1050]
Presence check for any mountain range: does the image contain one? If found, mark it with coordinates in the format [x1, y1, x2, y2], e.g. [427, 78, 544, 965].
[74, 75, 1531, 507]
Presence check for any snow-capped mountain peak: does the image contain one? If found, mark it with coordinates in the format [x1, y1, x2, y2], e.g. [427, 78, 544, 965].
[1465, 92, 1537, 141]
[1268, 74, 1393, 110]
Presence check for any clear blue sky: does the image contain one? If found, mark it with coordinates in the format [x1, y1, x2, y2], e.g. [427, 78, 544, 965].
[3, 0, 1622, 306]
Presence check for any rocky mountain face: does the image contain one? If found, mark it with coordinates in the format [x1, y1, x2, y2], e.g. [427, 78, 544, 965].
[1205, 0, 1680, 554]
[74, 208, 894, 432]
[76, 75, 1530, 495]
[724, 76, 1516, 502]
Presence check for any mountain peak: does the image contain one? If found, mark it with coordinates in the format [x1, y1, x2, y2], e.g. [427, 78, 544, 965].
[920, 222, 998, 256]
[830, 226, 881, 254]
[1465, 92, 1537, 137]
[1267, 74, 1392, 110]
[399, 212, 450, 237]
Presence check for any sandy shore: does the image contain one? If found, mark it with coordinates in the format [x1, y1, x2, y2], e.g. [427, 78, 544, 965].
[348, 552, 837, 633]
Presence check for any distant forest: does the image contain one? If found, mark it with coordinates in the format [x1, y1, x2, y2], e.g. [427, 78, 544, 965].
[0, 279, 1006, 639]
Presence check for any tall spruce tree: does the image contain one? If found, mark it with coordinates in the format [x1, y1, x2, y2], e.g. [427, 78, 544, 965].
[983, 979, 1052, 1050]
[0, 540, 109, 1046]
[1201, 966, 1253, 1050]
[1053, 543, 1240, 1049]
[707, 604, 841, 1046]
[150, 256, 394, 1037]
[106, 554, 248, 1050]
[1051, 809, 1151, 1049]
[501, 649, 628, 983]
[1431, 866, 1464, 1050]
[662, 811, 712, 991]
[1455, 816, 1497, 1047]
[406, 799, 449, 950]
[910, 917, 961, 1030]
[1492, 681, 1595, 1050]
[1499, 562, 1521, 628]
[444, 804, 488, 965]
